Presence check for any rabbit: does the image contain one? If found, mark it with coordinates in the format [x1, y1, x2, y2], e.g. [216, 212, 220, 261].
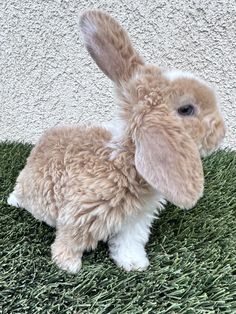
[7, 10, 225, 273]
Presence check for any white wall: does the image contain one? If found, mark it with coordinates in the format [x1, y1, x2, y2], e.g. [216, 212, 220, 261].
[0, 0, 235, 148]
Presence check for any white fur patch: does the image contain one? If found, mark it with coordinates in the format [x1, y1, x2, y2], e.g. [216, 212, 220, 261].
[109, 191, 165, 271]
[163, 69, 196, 81]
[109, 215, 152, 271]
[163, 69, 208, 87]
[102, 118, 126, 142]
[7, 193, 20, 208]
[102, 118, 127, 160]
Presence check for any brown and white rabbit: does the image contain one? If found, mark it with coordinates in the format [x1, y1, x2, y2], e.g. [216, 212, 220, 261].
[8, 10, 225, 273]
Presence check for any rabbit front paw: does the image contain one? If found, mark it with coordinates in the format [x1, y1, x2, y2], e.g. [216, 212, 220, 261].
[51, 242, 82, 274]
[111, 247, 150, 271]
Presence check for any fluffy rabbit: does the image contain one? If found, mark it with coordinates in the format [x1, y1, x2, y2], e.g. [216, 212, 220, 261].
[8, 10, 225, 273]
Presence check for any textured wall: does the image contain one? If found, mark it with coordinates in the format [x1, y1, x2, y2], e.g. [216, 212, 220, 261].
[0, 0, 235, 148]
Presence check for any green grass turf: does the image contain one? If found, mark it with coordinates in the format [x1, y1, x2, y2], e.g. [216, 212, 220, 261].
[0, 141, 235, 314]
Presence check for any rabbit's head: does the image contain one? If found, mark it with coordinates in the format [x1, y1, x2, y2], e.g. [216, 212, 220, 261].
[80, 10, 225, 209]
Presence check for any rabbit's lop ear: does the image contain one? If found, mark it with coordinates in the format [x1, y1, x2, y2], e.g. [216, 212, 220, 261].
[79, 10, 144, 83]
[134, 117, 204, 209]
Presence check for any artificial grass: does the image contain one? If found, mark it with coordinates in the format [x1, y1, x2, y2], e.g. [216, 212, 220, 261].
[0, 142, 235, 314]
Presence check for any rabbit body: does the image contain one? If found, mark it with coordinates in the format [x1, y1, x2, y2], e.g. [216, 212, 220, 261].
[8, 125, 163, 272]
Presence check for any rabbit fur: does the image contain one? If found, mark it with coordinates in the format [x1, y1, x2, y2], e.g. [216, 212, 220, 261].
[8, 10, 225, 273]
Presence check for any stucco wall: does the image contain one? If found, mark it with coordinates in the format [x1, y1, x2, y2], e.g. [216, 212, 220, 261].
[0, 0, 235, 148]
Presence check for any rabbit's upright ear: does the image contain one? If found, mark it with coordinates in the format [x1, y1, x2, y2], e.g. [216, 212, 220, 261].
[134, 115, 204, 209]
[79, 10, 144, 83]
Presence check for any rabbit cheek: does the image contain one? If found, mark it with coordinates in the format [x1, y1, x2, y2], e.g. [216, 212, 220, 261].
[182, 118, 205, 146]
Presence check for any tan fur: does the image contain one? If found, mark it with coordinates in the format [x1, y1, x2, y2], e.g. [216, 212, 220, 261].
[80, 10, 144, 82]
[9, 10, 225, 273]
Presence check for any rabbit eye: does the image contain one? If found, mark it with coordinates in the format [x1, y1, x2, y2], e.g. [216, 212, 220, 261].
[178, 104, 195, 116]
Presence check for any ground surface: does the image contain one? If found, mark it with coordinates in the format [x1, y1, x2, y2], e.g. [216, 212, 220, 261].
[0, 142, 235, 314]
